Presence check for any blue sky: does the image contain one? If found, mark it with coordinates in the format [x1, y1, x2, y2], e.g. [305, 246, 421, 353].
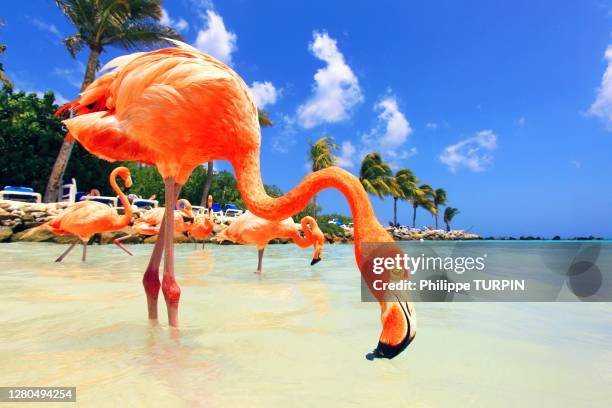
[2, 0, 612, 237]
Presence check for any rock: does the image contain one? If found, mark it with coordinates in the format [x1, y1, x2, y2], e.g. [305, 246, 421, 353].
[0, 208, 13, 220]
[11, 227, 54, 242]
[552, 235, 561, 240]
[52, 235, 80, 244]
[0, 226, 12, 242]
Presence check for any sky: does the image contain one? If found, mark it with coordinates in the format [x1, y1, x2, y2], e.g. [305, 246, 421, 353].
[2, 0, 612, 238]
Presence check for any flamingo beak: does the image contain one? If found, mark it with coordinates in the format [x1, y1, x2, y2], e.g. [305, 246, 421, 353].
[310, 243, 323, 266]
[366, 301, 415, 360]
[125, 176, 133, 189]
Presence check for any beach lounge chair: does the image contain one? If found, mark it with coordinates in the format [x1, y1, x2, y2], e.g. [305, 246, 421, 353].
[191, 205, 208, 215]
[211, 203, 224, 218]
[0, 186, 42, 203]
[224, 204, 243, 218]
[132, 198, 158, 209]
[59, 178, 77, 203]
[80, 195, 118, 207]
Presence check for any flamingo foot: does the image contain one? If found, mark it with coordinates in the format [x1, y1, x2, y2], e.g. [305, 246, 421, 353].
[162, 275, 181, 327]
[143, 270, 161, 320]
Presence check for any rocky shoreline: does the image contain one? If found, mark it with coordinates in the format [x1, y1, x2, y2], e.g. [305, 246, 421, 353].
[13, 199, 599, 245]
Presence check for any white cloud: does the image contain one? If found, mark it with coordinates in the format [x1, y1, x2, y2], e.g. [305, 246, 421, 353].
[32, 18, 62, 38]
[336, 140, 357, 168]
[359, 94, 415, 166]
[440, 129, 497, 172]
[160, 8, 189, 32]
[271, 115, 297, 153]
[250, 81, 279, 109]
[194, 10, 237, 65]
[297, 31, 363, 128]
[517, 116, 526, 126]
[589, 45, 612, 129]
[426, 122, 438, 130]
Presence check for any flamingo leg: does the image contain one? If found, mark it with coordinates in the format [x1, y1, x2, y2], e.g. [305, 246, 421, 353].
[162, 178, 181, 327]
[55, 242, 77, 262]
[256, 248, 264, 274]
[142, 183, 181, 321]
[81, 242, 87, 262]
[113, 234, 134, 256]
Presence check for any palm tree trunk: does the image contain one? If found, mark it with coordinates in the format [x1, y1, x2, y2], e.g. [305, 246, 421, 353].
[393, 198, 397, 227]
[44, 46, 101, 202]
[412, 203, 417, 228]
[446, 222, 450, 232]
[435, 207, 439, 229]
[200, 161, 214, 206]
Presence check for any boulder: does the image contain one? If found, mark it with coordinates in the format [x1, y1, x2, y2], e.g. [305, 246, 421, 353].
[0, 226, 12, 242]
[11, 227, 54, 242]
[0, 208, 13, 220]
[52, 235, 80, 244]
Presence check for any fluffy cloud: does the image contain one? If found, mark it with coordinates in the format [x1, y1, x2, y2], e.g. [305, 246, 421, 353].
[160, 8, 189, 32]
[336, 141, 357, 168]
[297, 32, 363, 128]
[250, 81, 279, 109]
[589, 45, 612, 129]
[52, 61, 85, 89]
[439, 130, 497, 172]
[426, 122, 438, 130]
[194, 10, 237, 65]
[359, 94, 414, 165]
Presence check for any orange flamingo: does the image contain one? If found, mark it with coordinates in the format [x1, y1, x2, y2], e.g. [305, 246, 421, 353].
[58, 41, 415, 358]
[188, 195, 214, 248]
[113, 199, 195, 254]
[40, 167, 134, 262]
[217, 212, 324, 274]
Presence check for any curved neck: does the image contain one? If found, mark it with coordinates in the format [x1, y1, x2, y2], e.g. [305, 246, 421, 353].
[232, 151, 392, 260]
[110, 169, 132, 225]
[289, 219, 313, 248]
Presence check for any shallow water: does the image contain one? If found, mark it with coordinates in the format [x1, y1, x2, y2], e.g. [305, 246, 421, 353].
[1, 242, 611, 407]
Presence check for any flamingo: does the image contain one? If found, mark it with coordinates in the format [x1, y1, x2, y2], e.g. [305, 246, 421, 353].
[113, 199, 195, 255]
[57, 41, 415, 358]
[188, 195, 214, 248]
[216, 212, 324, 274]
[40, 167, 134, 262]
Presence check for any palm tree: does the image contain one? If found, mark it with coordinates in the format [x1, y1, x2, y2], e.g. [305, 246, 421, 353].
[199, 109, 273, 206]
[0, 19, 11, 91]
[44, 0, 182, 202]
[308, 136, 338, 218]
[411, 184, 434, 228]
[359, 153, 398, 200]
[443, 207, 460, 232]
[392, 168, 419, 227]
[431, 188, 447, 229]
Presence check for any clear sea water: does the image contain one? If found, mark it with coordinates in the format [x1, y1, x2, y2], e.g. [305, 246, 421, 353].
[0, 242, 611, 407]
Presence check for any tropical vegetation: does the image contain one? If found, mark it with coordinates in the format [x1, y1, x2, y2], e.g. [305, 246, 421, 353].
[45, 0, 183, 203]
[308, 136, 338, 218]
[444, 207, 460, 232]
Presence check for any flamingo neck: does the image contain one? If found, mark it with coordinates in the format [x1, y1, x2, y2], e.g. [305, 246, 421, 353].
[288, 220, 312, 248]
[232, 152, 392, 262]
[110, 170, 132, 227]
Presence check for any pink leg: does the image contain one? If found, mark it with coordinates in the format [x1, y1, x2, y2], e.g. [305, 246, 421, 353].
[162, 178, 181, 327]
[55, 242, 77, 262]
[114, 234, 134, 256]
[81, 242, 87, 262]
[143, 183, 181, 321]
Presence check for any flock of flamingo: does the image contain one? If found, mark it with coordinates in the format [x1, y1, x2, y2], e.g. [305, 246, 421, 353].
[41, 40, 416, 359]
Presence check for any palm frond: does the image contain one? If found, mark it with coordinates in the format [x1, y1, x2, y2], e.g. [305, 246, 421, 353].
[63, 34, 86, 58]
[258, 109, 273, 127]
[104, 21, 182, 49]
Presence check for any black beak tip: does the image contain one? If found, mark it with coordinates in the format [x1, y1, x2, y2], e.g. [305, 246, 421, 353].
[310, 257, 321, 266]
[366, 336, 413, 360]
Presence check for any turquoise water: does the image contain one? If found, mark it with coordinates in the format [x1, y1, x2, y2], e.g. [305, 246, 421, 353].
[0, 242, 611, 407]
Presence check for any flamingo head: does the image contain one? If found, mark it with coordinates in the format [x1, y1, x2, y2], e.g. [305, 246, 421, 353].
[301, 216, 325, 266]
[207, 195, 213, 211]
[176, 199, 195, 222]
[113, 166, 133, 189]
